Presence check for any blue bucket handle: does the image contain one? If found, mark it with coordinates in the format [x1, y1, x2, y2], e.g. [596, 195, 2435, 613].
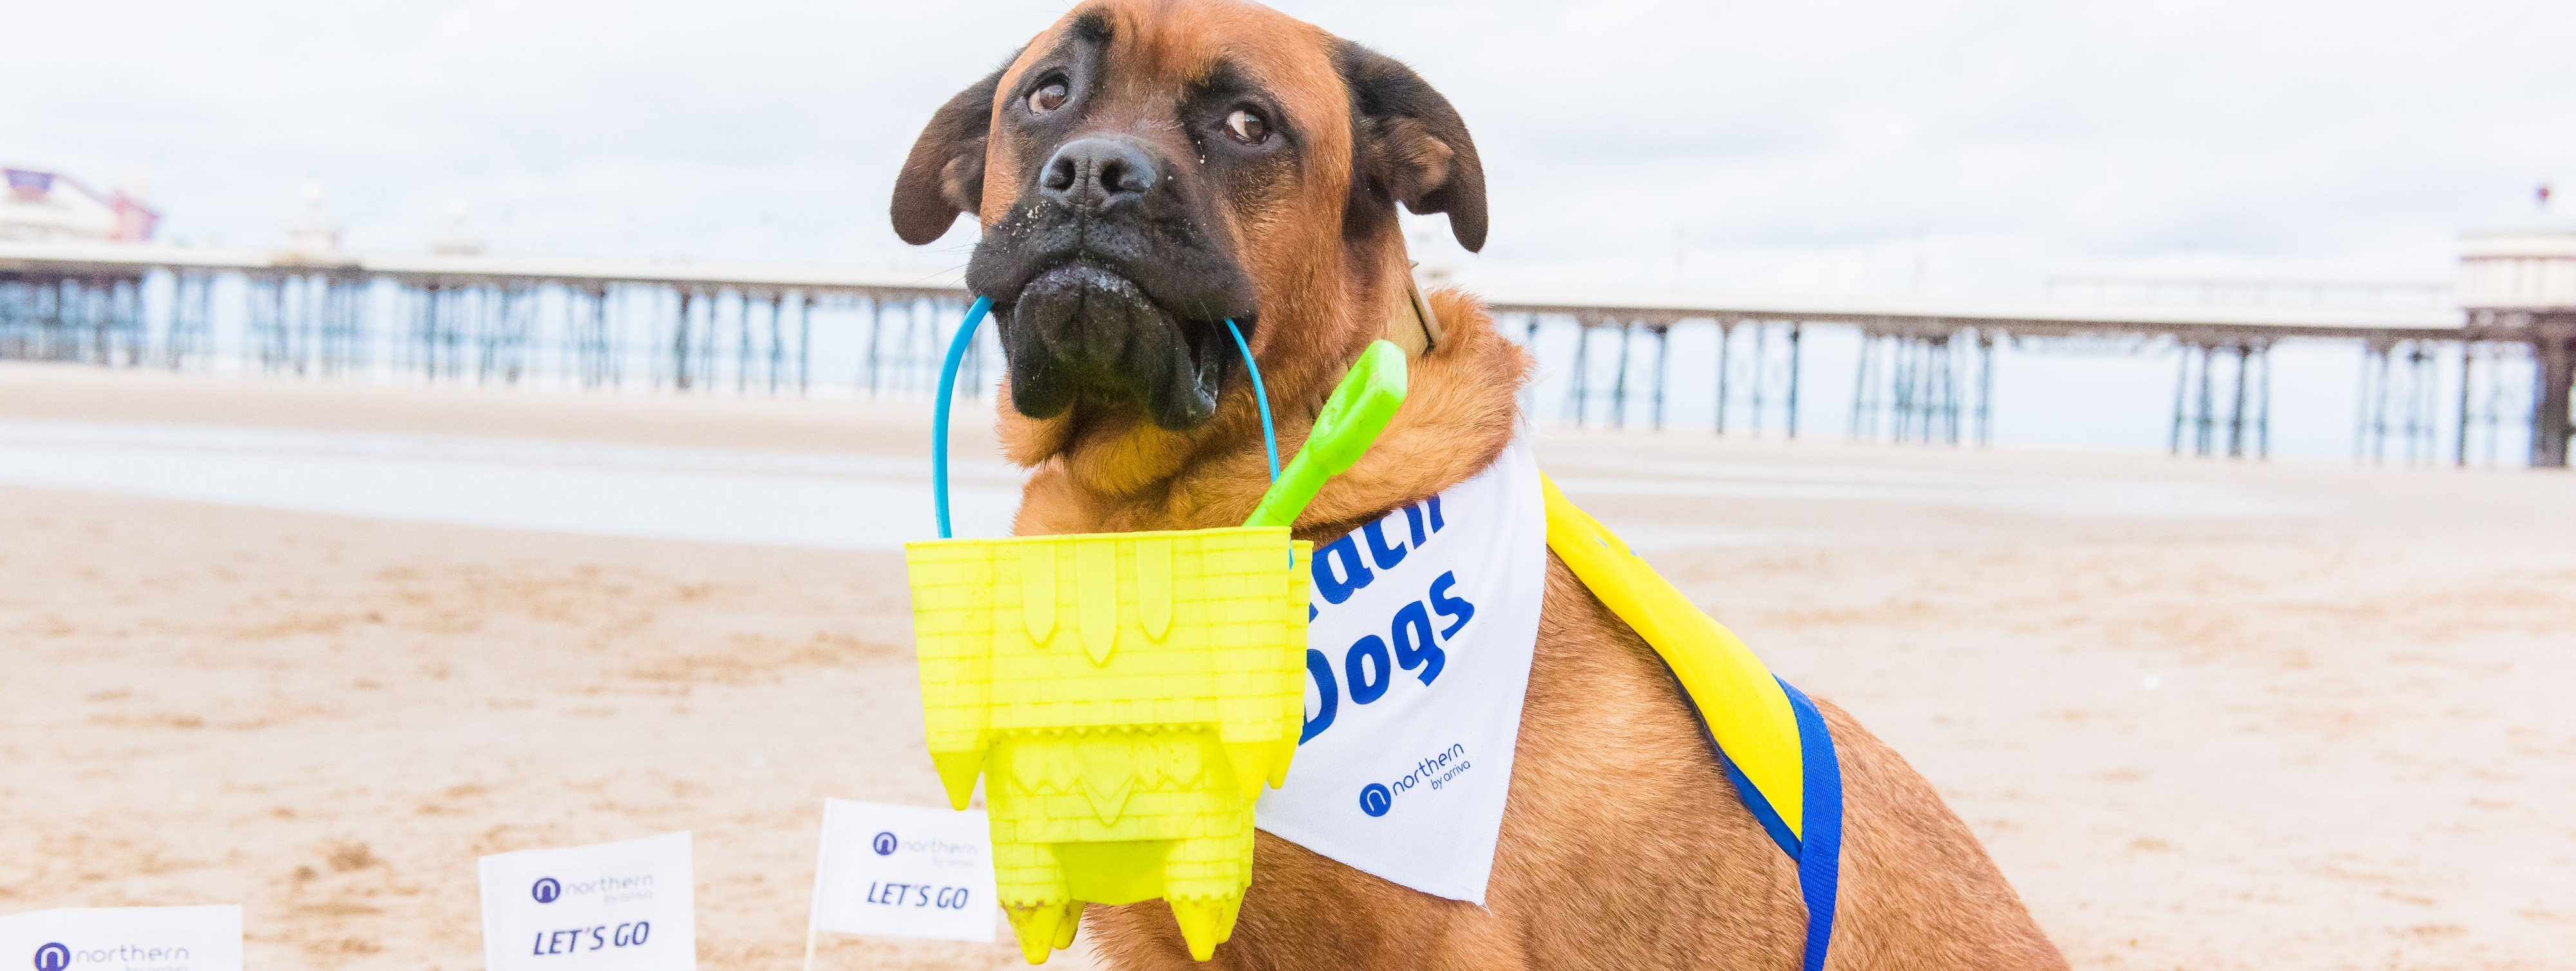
[930, 298, 1275, 539]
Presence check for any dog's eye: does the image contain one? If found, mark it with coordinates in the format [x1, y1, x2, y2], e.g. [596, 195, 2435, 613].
[1224, 108, 1269, 145]
[1028, 81, 1068, 115]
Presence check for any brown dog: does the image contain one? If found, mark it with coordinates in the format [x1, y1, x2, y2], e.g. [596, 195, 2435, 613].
[891, 1, 2069, 967]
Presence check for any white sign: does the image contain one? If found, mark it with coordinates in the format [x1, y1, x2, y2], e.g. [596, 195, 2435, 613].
[1255, 436, 1546, 905]
[478, 832, 696, 971]
[808, 799, 997, 943]
[0, 906, 240, 971]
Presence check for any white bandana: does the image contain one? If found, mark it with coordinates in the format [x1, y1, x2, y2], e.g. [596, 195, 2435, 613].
[1254, 437, 1546, 905]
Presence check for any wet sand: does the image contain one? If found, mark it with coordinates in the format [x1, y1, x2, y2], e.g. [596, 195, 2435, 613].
[3, 361, 2571, 970]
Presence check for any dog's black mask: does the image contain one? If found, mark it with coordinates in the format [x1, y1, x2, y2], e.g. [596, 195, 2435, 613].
[964, 131, 1258, 432]
[940, 14, 1253, 430]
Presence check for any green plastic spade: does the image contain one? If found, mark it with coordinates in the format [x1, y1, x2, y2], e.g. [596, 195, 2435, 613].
[1242, 339, 1409, 529]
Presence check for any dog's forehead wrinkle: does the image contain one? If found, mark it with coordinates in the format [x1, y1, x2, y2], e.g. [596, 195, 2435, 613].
[1002, 13, 1101, 95]
[1071, 7, 1113, 43]
[1075, 3, 1313, 92]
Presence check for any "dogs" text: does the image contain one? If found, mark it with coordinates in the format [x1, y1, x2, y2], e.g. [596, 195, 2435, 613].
[1302, 497, 1478, 742]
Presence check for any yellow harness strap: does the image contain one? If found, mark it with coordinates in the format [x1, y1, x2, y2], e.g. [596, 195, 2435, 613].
[1539, 472, 1807, 839]
[1388, 312, 1838, 969]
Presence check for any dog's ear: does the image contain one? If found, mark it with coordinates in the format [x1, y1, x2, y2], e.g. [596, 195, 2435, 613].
[891, 64, 1008, 245]
[1337, 42, 1488, 253]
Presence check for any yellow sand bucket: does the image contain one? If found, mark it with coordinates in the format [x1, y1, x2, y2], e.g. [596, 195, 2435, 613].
[904, 303, 1403, 963]
[905, 527, 1309, 962]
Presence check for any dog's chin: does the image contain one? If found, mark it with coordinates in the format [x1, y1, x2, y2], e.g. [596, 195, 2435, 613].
[1003, 262, 1231, 432]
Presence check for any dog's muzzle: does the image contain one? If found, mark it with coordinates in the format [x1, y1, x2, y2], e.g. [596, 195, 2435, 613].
[1005, 260, 1229, 430]
[967, 135, 1256, 431]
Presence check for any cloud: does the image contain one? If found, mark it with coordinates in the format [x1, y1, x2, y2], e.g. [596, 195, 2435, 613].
[4, 0, 2569, 292]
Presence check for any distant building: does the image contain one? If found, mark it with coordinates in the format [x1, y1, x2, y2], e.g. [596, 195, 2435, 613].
[2458, 228, 2576, 310]
[2459, 226, 2576, 468]
[430, 199, 485, 256]
[281, 180, 341, 256]
[1, 167, 158, 243]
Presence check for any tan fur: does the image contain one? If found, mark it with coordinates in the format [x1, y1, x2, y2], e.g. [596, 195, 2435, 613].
[934, 2, 2069, 966]
[985, 0, 1401, 510]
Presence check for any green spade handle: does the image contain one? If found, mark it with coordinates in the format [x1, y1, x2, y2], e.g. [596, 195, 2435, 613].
[1243, 340, 1408, 529]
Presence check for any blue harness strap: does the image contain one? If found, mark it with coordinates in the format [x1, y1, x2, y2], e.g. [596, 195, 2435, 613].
[1780, 677, 1842, 971]
[1694, 676, 1842, 971]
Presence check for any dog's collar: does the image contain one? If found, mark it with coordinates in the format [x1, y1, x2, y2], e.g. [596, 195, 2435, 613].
[1385, 267, 1444, 358]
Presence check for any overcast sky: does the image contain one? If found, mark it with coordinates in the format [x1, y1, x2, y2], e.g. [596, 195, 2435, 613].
[9, 0, 2573, 296]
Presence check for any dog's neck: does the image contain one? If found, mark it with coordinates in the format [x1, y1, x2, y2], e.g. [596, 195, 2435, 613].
[1003, 251, 1528, 541]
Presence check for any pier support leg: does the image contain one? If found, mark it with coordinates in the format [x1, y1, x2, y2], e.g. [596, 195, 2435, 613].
[1714, 323, 1731, 434]
[1651, 325, 1670, 431]
[1565, 323, 1591, 425]
[768, 293, 786, 394]
[2371, 345, 2392, 464]
[1610, 320, 1633, 430]
[799, 295, 815, 396]
[2257, 343, 2272, 459]
[1786, 323, 1802, 439]
[673, 290, 695, 391]
[2227, 344, 2249, 458]
[2534, 322, 2575, 468]
[1976, 331, 1995, 447]
[1848, 334, 1873, 440]
[1892, 336, 1917, 443]
[2195, 344, 2217, 457]
[1749, 324, 1767, 436]
[866, 298, 886, 396]
[2457, 343, 2474, 467]
[2170, 344, 2192, 456]
[598, 285, 618, 387]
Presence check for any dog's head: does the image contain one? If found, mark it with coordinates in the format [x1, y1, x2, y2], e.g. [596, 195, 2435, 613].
[892, 0, 1482, 471]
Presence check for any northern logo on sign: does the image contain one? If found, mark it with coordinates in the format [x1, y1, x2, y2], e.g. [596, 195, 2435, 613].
[810, 800, 999, 944]
[523, 873, 657, 907]
[478, 831, 694, 971]
[0, 907, 240, 971]
[26, 943, 196, 969]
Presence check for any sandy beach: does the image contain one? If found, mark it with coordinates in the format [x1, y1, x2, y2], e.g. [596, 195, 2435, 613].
[2, 361, 2570, 970]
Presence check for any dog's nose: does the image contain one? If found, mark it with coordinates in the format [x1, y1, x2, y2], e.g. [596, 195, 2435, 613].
[1038, 137, 1159, 213]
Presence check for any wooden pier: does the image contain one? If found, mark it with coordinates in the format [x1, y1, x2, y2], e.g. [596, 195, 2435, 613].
[4, 240, 2568, 466]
